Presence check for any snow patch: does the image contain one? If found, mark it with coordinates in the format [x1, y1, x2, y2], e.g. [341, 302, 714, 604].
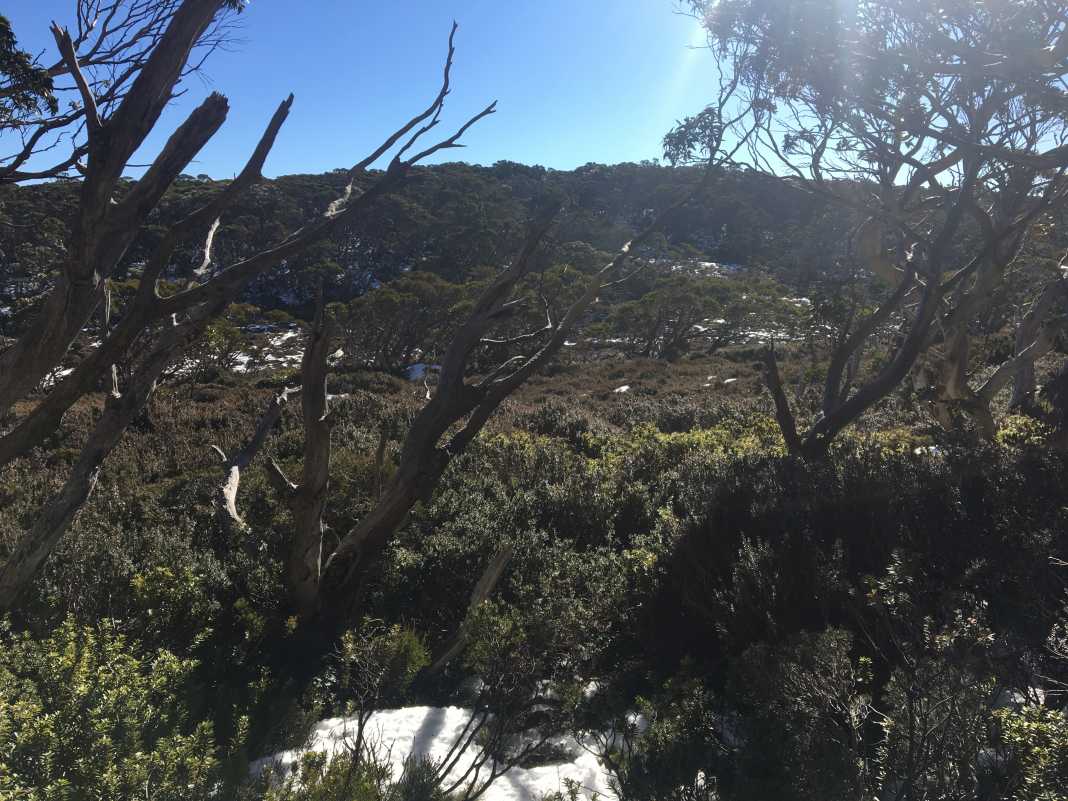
[270, 330, 299, 346]
[613, 385, 631, 394]
[39, 367, 75, 390]
[252, 706, 614, 801]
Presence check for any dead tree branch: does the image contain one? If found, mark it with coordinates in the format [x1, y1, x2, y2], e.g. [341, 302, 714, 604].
[213, 387, 299, 533]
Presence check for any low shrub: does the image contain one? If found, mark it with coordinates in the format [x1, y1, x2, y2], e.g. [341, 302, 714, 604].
[0, 617, 221, 800]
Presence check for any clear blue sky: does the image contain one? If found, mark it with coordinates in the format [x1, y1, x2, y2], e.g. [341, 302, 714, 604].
[4, 1, 716, 178]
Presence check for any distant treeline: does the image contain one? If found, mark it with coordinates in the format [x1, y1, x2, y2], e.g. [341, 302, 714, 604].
[0, 162, 852, 315]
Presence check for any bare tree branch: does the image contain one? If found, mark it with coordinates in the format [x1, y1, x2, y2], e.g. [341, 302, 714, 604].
[214, 387, 300, 532]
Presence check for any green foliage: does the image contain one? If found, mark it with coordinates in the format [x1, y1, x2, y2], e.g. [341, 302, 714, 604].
[129, 566, 220, 651]
[250, 750, 388, 801]
[2, 335, 1067, 800]
[3, 161, 843, 326]
[848, 425, 933, 455]
[329, 621, 430, 714]
[663, 107, 723, 167]
[0, 618, 220, 800]
[875, 603, 1001, 801]
[516, 401, 607, 455]
[194, 316, 247, 372]
[0, 15, 56, 124]
[605, 273, 796, 361]
[602, 676, 724, 801]
[729, 629, 872, 801]
[996, 414, 1053, 449]
[250, 751, 447, 801]
[998, 706, 1068, 801]
[341, 272, 465, 372]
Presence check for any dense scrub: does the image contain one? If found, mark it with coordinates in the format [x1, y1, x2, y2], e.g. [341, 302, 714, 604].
[4, 0, 1068, 797]
[2, 361, 1067, 799]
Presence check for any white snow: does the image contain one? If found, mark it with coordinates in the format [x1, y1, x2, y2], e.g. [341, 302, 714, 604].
[613, 385, 631, 394]
[39, 367, 74, 390]
[229, 348, 303, 374]
[252, 706, 614, 801]
[722, 378, 738, 385]
[742, 329, 778, 341]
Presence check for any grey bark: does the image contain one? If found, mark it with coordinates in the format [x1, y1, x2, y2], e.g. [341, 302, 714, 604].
[0, 14, 495, 609]
[1009, 275, 1068, 411]
[213, 387, 300, 532]
[0, 0, 229, 414]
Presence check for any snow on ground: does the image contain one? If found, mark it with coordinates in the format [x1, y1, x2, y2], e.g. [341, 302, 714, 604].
[231, 353, 254, 373]
[252, 706, 614, 801]
[613, 385, 631, 394]
[39, 367, 74, 390]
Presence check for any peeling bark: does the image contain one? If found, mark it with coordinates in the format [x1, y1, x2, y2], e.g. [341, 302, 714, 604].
[281, 299, 336, 618]
[1010, 277, 1068, 412]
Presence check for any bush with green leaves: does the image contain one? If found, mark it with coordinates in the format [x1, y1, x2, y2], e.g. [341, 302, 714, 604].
[589, 674, 725, 801]
[606, 272, 798, 361]
[727, 629, 873, 801]
[997, 705, 1068, 801]
[3, 352, 1068, 801]
[340, 272, 466, 373]
[247, 751, 445, 801]
[0, 617, 220, 800]
[326, 620, 430, 717]
[874, 601, 1003, 801]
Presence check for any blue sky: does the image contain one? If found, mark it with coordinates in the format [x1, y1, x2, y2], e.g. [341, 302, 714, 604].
[4, 1, 716, 178]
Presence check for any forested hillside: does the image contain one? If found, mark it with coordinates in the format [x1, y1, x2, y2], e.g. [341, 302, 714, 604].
[2, 2, 1068, 800]
[1, 161, 841, 313]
